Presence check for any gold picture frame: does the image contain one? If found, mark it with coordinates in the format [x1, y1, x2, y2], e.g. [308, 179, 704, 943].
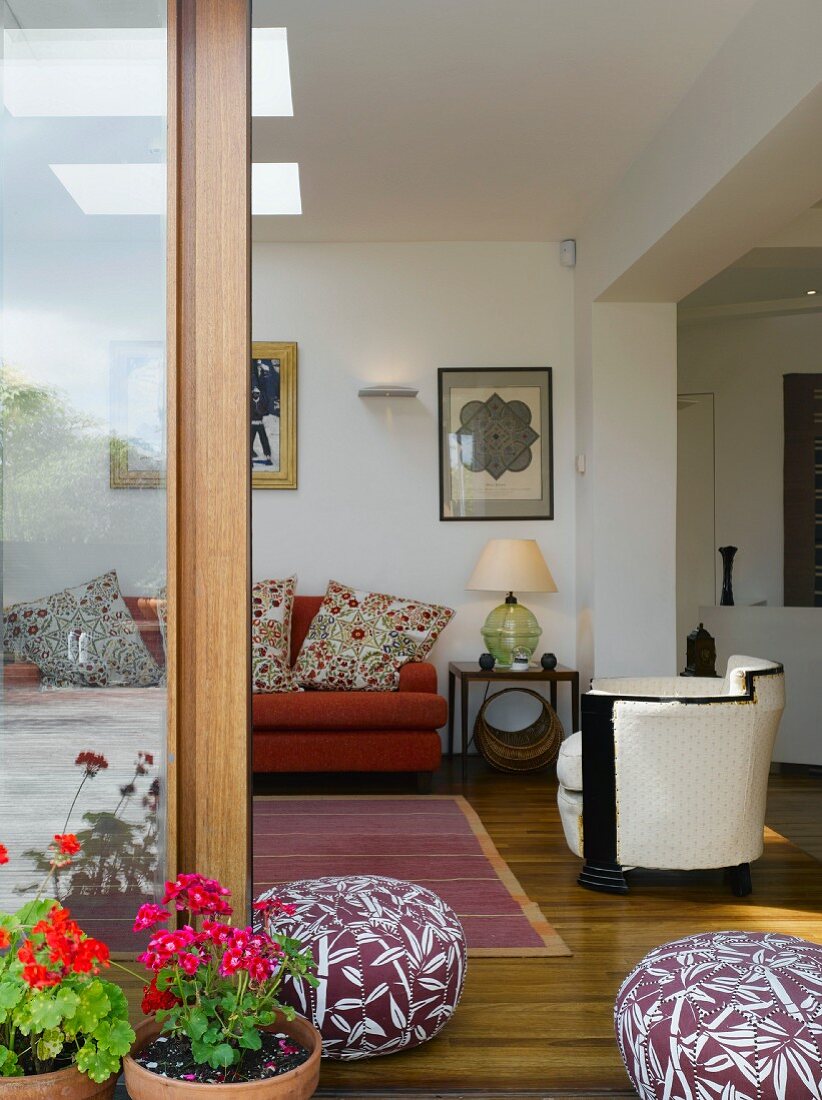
[251, 341, 297, 489]
[110, 341, 166, 489]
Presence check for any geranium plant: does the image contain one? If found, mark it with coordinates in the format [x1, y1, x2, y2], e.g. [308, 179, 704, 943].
[134, 875, 317, 1081]
[0, 834, 135, 1081]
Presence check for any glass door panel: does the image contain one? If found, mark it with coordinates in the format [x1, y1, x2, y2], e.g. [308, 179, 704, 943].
[1, 0, 168, 950]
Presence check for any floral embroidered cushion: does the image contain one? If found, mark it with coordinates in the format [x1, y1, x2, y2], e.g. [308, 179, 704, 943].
[615, 931, 822, 1100]
[293, 579, 454, 691]
[252, 576, 302, 694]
[3, 570, 162, 688]
[255, 875, 467, 1059]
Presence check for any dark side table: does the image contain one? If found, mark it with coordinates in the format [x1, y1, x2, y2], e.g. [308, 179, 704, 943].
[447, 660, 580, 783]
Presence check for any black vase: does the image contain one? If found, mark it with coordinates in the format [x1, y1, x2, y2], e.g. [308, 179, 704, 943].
[718, 546, 738, 606]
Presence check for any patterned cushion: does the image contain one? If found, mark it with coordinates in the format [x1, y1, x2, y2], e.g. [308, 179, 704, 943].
[252, 576, 302, 693]
[156, 587, 168, 687]
[615, 931, 822, 1100]
[3, 571, 162, 688]
[255, 875, 467, 1059]
[293, 580, 454, 691]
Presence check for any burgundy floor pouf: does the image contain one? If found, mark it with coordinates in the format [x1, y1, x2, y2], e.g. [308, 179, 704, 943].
[255, 874, 467, 1060]
[615, 931, 822, 1100]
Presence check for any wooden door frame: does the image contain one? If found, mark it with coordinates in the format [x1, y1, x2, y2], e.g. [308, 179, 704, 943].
[166, 0, 252, 915]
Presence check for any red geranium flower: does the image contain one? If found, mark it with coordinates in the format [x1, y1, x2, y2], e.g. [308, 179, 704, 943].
[0, 928, 10, 950]
[21, 963, 61, 989]
[0, 844, 8, 865]
[134, 903, 171, 932]
[75, 751, 109, 777]
[54, 834, 81, 856]
[141, 974, 181, 1015]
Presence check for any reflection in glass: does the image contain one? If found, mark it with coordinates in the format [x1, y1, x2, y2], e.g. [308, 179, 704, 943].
[1, 1, 168, 949]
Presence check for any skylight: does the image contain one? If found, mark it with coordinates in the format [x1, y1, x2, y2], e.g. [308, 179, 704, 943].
[252, 29, 294, 116]
[50, 162, 302, 216]
[252, 163, 302, 216]
[50, 163, 166, 215]
[4, 27, 293, 117]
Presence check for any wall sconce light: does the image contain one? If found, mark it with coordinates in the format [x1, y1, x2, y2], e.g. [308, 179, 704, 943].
[358, 385, 419, 398]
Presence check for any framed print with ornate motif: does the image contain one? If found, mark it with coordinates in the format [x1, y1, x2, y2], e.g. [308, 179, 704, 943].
[251, 341, 297, 489]
[438, 367, 553, 521]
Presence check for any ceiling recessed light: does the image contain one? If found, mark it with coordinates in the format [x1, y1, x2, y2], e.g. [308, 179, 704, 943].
[50, 163, 166, 215]
[252, 163, 302, 215]
[4, 27, 293, 118]
[807, 289, 817, 295]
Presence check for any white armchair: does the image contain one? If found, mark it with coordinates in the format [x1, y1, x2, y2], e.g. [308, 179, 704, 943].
[556, 656, 785, 896]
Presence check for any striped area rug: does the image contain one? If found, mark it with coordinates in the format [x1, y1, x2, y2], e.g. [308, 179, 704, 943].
[253, 795, 570, 957]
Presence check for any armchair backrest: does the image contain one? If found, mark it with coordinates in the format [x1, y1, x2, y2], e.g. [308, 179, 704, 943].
[582, 658, 784, 871]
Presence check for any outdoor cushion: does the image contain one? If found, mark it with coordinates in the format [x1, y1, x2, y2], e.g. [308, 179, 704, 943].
[3, 571, 161, 688]
[253, 690, 447, 731]
[255, 874, 466, 1059]
[293, 579, 453, 691]
[615, 930, 822, 1100]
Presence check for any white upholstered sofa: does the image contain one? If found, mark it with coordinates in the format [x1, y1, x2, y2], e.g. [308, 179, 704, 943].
[556, 656, 785, 896]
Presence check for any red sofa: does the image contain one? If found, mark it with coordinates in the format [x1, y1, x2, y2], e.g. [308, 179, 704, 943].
[252, 596, 447, 779]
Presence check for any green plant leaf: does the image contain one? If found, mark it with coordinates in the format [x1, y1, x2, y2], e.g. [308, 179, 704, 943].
[0, 981, 24, 1017]
[238, 1027, 262, 1051]
[185, 1008, 209, 1042]
[191, 1038, 216, 1065]
[75, 1039, 119, 1084]
[93, 1018, 134, 1057]
[0, 1045, 23, 1077]
[100, 980, 128, 1020]
[29, 990, 66, 1031]
[36, 1028, 64, 1062]
[73, 981, 111, 1032]
[209, 1042, 237, 1069]
[14, 898, 57, 928]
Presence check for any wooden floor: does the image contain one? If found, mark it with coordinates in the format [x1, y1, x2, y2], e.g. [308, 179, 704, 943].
[116, 762, 822, 1097]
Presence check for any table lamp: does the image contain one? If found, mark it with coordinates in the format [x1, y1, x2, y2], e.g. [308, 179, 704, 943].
[466, 538, 557, 668]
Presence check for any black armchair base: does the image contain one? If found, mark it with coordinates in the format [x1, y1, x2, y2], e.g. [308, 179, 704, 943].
[727, 862, 753, 898]
[578, 860, 628, 894]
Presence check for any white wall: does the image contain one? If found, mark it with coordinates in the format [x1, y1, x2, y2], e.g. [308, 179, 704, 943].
[590, 303, 678, 676]
[701, 605, 822, 765]
[251, 242, 577, 736]
[678, 311, 822, 611]
[676, 393, 716, 654]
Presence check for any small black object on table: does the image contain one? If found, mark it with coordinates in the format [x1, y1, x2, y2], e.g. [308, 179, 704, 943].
[447, 660, 580, 784]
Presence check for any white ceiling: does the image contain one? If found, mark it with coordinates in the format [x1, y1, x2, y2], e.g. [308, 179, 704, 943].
[252, 0, 757, 242]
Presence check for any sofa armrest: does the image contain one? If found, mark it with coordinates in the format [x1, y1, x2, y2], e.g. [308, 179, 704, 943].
[398, 661, 438, 693]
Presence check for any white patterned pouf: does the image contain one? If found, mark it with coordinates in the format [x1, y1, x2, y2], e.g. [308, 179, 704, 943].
[615, 931, 822, 1100]
[255, 875, 467, 1059]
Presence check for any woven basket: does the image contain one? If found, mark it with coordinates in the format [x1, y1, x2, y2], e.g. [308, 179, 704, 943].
[474, 687, 564, 773]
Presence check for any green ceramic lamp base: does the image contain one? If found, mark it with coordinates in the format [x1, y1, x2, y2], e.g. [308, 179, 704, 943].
[480, 593, 542, 668]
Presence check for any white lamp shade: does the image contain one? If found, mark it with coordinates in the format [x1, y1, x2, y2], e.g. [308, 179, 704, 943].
[466, 538, 557, 594]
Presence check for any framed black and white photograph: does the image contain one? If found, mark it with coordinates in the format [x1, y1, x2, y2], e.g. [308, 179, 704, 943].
[251, 341, 297, 489]
[438, 367, 553, 521]
[109, 341, 166, 488]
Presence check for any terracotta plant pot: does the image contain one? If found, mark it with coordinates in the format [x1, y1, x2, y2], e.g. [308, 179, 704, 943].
[123, 1014, 322, 1100]
[0, 1065, 116, 1099]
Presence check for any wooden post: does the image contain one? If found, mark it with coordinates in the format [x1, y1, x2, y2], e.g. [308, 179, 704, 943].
[166, 0, 252, 916]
